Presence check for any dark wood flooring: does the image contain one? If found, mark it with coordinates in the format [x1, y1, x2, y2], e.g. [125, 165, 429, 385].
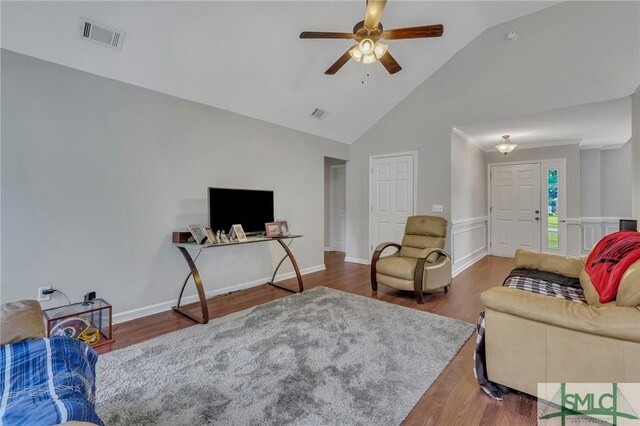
[98, 252, 537, 425]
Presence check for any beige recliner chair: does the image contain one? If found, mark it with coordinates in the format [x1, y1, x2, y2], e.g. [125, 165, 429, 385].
[371, 215, 452, 303]
[481, 249, 640, 396]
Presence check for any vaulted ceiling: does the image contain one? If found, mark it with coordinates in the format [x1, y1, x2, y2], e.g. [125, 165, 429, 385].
[1, 1, 559, 144]
[456, 97, 633, 151]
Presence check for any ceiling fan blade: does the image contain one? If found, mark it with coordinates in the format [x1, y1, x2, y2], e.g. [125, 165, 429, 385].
[325, 48, 354, 75]
[382, 24, 444, 40]
[379, 50, 402, 74]
[300, 31, 354, 39]
[364, 0, 387, 29]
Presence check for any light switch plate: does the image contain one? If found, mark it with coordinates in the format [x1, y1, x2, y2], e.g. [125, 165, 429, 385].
[432, 205, 443, 213]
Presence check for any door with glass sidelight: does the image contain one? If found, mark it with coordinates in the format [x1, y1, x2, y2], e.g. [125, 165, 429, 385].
[489, 160, 567, 257]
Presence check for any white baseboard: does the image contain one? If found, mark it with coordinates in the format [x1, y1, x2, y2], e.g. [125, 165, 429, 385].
[324, 247, 332, 251]
[344, 257, 370, 265]
[113, 264, 326, 324]
[452, 251, 487, 278]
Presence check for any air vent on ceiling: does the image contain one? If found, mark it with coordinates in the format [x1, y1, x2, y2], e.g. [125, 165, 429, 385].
[310, 108, 328, 120]
[81, 18, 125, 50]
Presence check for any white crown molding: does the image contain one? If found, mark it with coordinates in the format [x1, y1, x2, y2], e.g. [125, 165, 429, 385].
[451, 127, 483, 149]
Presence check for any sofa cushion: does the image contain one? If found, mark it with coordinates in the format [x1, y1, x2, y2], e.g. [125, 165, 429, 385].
[514, 249, 585, 278]
[1, 300, 45, 345]
[579, 269, 602, 306]
[616, 260, 640, 307]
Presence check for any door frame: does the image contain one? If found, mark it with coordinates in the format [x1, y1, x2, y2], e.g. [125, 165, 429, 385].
[368, 151, 418, 258]
[329, 164, 346, 252]
[487, 158, 567, 256]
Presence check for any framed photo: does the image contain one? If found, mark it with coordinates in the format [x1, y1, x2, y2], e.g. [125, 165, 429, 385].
[204, 227, 217, 244]
[278, 220, 290, 236]
[265, 222, 281, 238]
[232, 224, 248, 242]
[188, 224, 208, 244]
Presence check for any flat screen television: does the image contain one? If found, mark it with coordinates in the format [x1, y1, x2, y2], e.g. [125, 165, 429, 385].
[208, 187, 274, 235]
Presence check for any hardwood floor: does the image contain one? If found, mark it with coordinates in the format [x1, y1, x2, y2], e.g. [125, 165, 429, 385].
[98, 252, 537, 425]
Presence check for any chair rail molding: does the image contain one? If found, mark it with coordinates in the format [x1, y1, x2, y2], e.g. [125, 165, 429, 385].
[451, 216, 488, 277]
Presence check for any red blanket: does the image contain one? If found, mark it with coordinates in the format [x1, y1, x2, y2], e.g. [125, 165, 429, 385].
[585, 231, 640, 303]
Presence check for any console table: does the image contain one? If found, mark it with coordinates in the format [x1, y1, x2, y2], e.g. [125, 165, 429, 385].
[173, 235, 304, 324]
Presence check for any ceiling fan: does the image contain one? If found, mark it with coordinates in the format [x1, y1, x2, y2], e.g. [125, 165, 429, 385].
[299, 0, 444, 75]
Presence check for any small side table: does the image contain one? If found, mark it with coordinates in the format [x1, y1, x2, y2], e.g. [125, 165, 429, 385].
[43, 298, 113, 348]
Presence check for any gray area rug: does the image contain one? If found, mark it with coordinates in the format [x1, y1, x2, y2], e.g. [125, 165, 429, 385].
[96, 287, 474, 425]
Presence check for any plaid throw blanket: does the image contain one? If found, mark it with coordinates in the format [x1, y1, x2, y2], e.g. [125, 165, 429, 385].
[474, 269, 585, 400]
[0, 336, 103, 425]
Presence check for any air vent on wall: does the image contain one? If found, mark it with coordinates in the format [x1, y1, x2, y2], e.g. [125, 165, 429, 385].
[310, 108, 328, 120]
[81, 18, 125, 50]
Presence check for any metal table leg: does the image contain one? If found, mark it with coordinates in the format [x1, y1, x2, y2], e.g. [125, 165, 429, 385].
[173, 247, 210, 324]
[267, 239, 304, 293]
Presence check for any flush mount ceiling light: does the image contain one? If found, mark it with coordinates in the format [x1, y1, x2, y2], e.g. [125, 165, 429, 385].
[495, 135, 517, 155]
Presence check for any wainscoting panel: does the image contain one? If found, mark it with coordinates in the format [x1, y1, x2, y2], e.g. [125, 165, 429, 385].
[452, 217, 488, 277]
[581, 218, 619, 254]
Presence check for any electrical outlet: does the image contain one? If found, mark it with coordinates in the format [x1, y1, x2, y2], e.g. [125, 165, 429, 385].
[38, 286, 52, 302]
[432, 205, 443, 213]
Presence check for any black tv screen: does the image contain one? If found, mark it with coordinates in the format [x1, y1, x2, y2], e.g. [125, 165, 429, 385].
[208, 188, 274, 235]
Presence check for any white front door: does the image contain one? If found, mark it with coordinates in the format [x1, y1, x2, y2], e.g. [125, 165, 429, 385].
[330, 164, 346, 252]
[490, 163, 542, 257]
[370, 153, 416, 255]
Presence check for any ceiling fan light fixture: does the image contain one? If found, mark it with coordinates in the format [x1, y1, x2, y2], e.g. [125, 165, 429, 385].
[495, 135, 517, 156]
[349, 45, 364, 62]
[359, 38, 375, 55]
[373, 41, 388, 59]
[361, 53, 377, 64]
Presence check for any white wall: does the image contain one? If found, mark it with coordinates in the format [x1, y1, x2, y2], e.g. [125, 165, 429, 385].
[450, 132, 488, 274]
[580, 149, 602, 218]
[633, 86, 640, 219]
[601, 141, 633, 218]
[580, 142, 633, 253]
[1, 50, 349, 320]
[346, 2, 640, 263]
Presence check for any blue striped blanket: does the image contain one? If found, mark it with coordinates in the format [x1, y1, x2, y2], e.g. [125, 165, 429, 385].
[0, 336, 104, 425]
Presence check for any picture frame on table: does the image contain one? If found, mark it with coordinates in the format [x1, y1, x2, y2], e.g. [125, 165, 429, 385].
[188, 224, 208, 244]
[204, 227, 218, 244]
[265, 222, 281, 238]
[232, 224, 248, 242]
[278, 220, 290, 236]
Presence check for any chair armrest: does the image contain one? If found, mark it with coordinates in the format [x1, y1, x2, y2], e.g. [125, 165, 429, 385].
[417, 248, 451, 262]
[481, 287, 640, 343]
[374, 242, 401, 253]
[371, 242, 402, 288]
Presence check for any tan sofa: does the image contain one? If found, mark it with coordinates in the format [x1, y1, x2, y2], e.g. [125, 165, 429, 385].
[481, 249, 640, 396]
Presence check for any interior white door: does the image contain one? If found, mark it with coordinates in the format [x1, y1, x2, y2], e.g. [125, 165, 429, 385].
[490, 163, 541, 257]
[370, 154, 415, 254]
[330, 164, 346, 252]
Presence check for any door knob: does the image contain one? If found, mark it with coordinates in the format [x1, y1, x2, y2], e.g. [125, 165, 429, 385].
[535, 210, 540, 214]
[535, 217, 540, 221]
